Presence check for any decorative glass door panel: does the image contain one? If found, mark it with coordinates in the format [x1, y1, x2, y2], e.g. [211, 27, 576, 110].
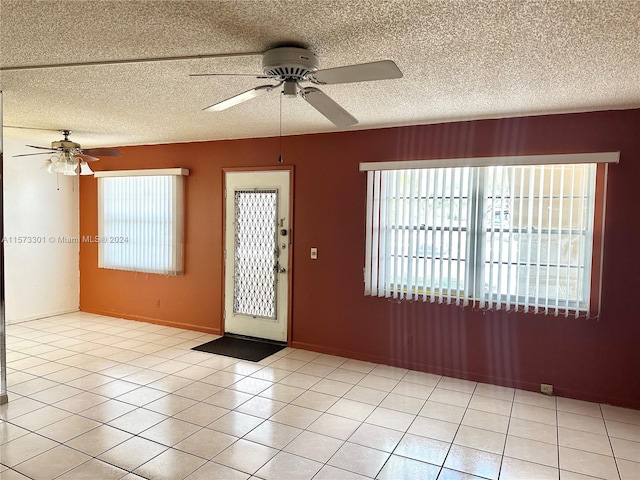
[233, 190, 277, 318]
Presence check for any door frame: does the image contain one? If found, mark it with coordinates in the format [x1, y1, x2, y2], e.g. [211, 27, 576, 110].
[221, 166, 294, 344]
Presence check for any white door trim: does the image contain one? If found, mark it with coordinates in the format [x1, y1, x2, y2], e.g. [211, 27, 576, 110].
[222, 167, 293, 343]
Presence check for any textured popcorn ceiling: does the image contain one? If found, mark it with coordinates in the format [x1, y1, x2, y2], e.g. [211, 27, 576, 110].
[1, 0, 639, 148]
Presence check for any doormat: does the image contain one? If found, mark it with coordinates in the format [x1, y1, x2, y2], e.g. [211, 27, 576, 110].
[192, 335, 286, 362]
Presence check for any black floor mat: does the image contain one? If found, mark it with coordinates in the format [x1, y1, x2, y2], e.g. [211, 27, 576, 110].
[192, 335, 286, 362]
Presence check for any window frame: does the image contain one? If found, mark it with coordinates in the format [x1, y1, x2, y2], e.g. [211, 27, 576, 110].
[361, 153, 618, 318]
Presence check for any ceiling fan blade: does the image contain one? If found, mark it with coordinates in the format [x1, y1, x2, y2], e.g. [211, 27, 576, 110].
[3, 125, 61, 132]
[76, 154, 100, 163]
[190, 73, 271, 78]
[25, 144, 56, 151]
[311, 60, 403, 85]
[83, 148, 121, 157]
[300, 87, 358, 127]
[13, 152, 53, 157]
[203, 84, 277, 112]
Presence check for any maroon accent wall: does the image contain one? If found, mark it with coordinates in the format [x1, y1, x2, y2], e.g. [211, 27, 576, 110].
[80, 109, 640, 409]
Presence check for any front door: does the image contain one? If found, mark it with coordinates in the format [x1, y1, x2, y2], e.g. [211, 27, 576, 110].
[224, 170, 290, 342]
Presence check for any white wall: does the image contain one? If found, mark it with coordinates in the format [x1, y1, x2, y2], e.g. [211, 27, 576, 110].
[3, 137, 79, 323]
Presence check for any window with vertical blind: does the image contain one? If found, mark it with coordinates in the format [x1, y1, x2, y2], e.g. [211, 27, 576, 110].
[95, 168, 189, 275]
[361, 153, 618, 318]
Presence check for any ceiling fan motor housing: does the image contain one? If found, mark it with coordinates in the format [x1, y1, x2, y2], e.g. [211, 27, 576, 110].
[51, 131, 80, 151]
[262, 47, 319, 81]
[51, 139, 81, 151]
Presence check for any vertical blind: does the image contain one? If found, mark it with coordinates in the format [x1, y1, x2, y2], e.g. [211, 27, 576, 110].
[96, 169, 188, 275]
[362, 153, 618, 318]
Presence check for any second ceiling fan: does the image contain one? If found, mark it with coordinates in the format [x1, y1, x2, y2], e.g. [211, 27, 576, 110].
[12, 129, 121, 175]
[191, 47, 403, 127]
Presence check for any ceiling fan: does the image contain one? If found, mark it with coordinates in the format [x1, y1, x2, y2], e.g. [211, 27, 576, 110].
[191, 47, 403, 127]
[12, 129, 121, 175]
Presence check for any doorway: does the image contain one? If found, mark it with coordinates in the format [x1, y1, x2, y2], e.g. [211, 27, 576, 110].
[223, 170, 291, 343]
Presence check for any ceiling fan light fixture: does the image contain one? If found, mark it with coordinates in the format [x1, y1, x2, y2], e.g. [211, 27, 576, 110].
[40, 158, 55, 173]
[79, 161, 94, 176]
[283, 79, 297, 97]
[52, 154, 66, 173]
[53, 152, 78, 175]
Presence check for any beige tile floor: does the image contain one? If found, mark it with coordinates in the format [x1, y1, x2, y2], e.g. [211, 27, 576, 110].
[1, 312, 639, 480]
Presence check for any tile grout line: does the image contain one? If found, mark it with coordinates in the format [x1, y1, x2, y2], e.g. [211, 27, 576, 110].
[496, 387, 516, 480]
[556, 396, 561, 479]
[601, 402, 623, 480]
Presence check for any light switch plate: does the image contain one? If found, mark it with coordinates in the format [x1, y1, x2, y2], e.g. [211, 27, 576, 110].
[310, 247, 318, 259]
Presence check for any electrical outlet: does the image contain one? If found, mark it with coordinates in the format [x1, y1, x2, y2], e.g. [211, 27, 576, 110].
[540, 383, 554, 396]
[154, 299, 160, 308]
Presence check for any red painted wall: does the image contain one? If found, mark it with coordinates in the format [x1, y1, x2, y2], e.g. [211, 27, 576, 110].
[80, 109, 640, 408]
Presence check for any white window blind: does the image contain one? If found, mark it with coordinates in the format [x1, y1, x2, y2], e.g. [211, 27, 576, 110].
[363, 153, 618, 318]
[96, 169, 189, 275]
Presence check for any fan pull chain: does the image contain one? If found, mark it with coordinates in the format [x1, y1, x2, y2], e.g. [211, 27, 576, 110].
[278, 90, 283, 163]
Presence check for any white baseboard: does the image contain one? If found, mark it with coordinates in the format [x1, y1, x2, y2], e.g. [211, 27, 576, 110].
[6, 308, 80, 325]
